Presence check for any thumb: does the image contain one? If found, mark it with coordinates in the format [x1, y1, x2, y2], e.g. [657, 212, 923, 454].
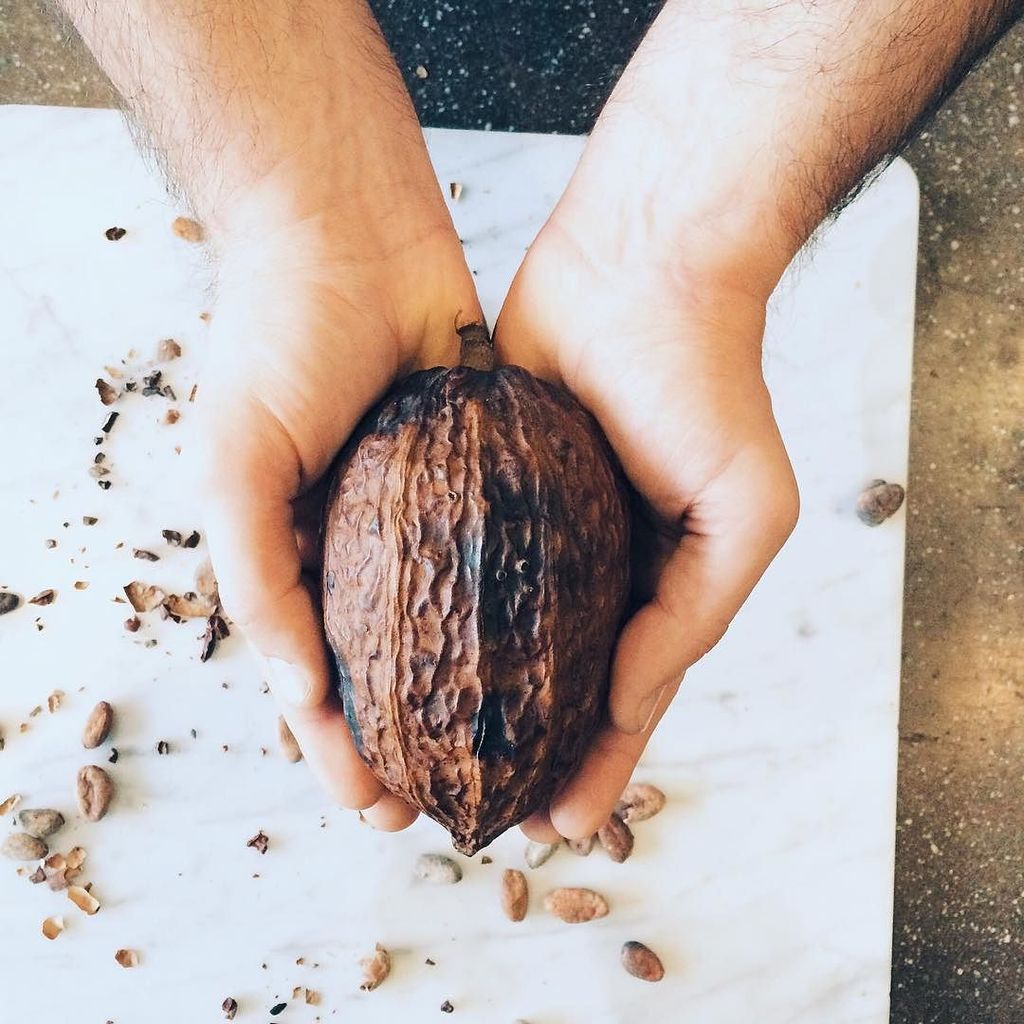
[610, 443, 799, 734]
[198, 392, 383, 809]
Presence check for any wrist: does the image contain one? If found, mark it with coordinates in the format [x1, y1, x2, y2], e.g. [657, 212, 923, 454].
[560, 114, 799, 310]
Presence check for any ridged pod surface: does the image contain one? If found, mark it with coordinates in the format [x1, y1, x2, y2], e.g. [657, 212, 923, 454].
[323, 364, 630, 854]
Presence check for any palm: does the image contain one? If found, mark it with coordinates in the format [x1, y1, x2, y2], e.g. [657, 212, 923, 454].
[495, 220, 799, 840]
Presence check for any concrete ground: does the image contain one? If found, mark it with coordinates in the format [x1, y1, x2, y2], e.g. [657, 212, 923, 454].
[1, 3, 1021, 1021]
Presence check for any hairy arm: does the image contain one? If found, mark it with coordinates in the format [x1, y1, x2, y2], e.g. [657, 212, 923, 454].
[56, 0, 449, 262]
[499, 0, 1021, 841]
[571, 0, 1023, 293]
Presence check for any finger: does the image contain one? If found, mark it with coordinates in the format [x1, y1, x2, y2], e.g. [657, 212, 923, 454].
[360, 791, 419, 832]
[200, 395, 383, 810]
[520, 809, 562, 844]
[611, 442, 798, 734]
[549, 681, 679, 840]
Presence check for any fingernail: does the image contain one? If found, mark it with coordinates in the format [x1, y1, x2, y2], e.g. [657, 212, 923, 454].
[265, 656, 310, 706]
[634, 684, 669, 734]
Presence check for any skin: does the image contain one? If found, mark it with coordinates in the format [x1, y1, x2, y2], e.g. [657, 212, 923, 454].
[59, 0, 1022, 840]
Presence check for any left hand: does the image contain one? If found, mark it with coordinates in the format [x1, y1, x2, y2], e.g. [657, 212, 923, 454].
[494, 194, 799, 842]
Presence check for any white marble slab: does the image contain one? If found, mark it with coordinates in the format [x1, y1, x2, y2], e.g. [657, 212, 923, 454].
[0, 105, 917, 1024]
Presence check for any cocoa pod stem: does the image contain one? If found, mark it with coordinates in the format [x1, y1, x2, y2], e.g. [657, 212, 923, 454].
[456, 321, 494, 371]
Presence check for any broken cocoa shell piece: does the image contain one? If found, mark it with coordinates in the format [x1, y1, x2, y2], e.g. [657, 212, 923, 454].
[247, 830, 269, 855]
[322, 348, 633, 856]
[157, 338, 182, 361]
[857, 480, 906, 526]
[104, 226, 126, 241]
[0, 793, 22, 816]
[28, 866, 46, 884]
[114, 948, 139, 968]
[0, 592, 22, 615]
[29, 589, 56, 607]
[182, 530, 202, 549]
[132, 548, 160, 562]
[171, 216, 205, 243]
[621, 941, 665, 982]
[156, 740, 170, 755]
[199, 614, 229, 662]
[124, 581, 167, 613]
[359, 944, 391, 991]
[194, 558, 218, 602]
[95, 378, 118, 406]
[161, 529, 182, 546]
[221, 997, 238, 1020]
[543, 887, 609, 924]
[124, 616, 141, 633]
[440, 1000, 454, 1013]
[163, 591, 217, 619]
[68, 884, 100, 915]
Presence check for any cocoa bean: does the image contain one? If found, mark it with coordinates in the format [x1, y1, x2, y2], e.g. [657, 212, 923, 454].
[856, 480, 905, 526]
[615, 783, 666, 824]
[524, 840, 559, 869]
[621, 941, 665, 982]
[501, 869, 528, 922]
[543, 887, 608, 924]
[18, 809, 65, 839]
[76, 765, 113, 821]
[597, 813, 634, 863]
[2, 832, 47, 861]
[359, 944, 391, 991]
[82, 700, 114, 748]
[414, 853, 462, 884]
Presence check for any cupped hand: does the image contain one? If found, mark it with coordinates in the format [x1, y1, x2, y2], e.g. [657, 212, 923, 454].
[196, 187, 481, 833]
[495, 202, 800, 843]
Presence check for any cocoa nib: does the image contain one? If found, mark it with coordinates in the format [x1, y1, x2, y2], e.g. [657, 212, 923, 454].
[101, 411, 119, 434]
[199, 614, 229, 662]
[104, 226, 126, 241]
[161, 529, 182, 546]
[0, 592, 21, 615]
[182, 530, 201, 548]
[132, 549, 160, 562]
[140, 370, 163, 397]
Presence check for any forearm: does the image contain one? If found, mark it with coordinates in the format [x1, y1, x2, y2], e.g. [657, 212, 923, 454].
[566, 0, 1022, 297]
[57, 1, 448, 252]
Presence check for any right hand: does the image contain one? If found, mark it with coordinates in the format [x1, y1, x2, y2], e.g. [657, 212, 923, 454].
[196, 173, 481, 832]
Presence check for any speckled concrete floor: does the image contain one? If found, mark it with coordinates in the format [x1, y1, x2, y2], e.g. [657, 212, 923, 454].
[1, 3, 1021, 1020]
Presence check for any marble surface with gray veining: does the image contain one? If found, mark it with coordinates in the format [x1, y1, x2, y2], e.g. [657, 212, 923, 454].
[0, 105, 916, 1023]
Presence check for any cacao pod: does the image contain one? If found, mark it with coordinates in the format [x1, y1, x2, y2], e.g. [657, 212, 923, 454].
[322, 329, 630, 854]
